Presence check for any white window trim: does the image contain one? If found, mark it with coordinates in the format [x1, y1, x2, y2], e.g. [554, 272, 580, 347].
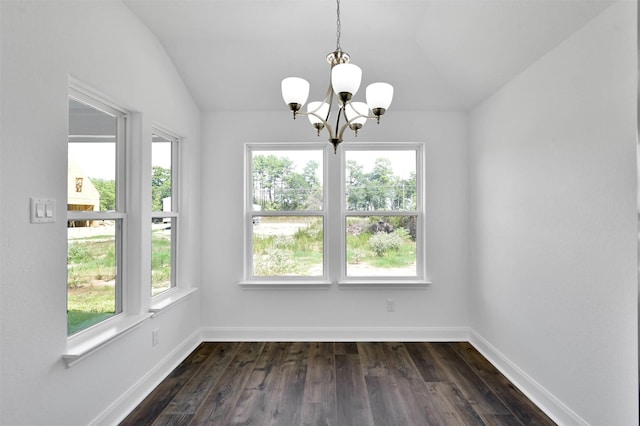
[338, 142, 429, 286]
[241, 141, 431, 287]
[242, 143, 329, 285]
[150, 127, 181, 299]
[66, 84, 141, 365]
[63, 312, 151, 368]
[67, 87, 128, 322]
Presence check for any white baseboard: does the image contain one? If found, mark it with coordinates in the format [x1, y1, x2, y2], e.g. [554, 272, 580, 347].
[201, 326, 471, 342]
[91, 329, 202, 426]
[469, 330, 588, 426]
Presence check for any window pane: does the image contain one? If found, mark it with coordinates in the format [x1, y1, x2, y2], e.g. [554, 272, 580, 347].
[252, 150, 323, 211]
[252, 216, 323, 276]
[346, 216, 417, 277]
[152, 218, 173, 296]
[67, 220, 119, 335]
[68, 98, 117, 213]
[152, 134, 172, 212]
[345, 150, 416, 211]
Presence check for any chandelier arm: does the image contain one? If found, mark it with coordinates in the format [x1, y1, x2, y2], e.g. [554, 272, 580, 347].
[326, 92, 335, 122]
[337, 121, 351, 141]
[323, 82, 335, 122]
[338, 112, 380, 140]
[324, 120, 337, 139]
[335, 106, 344, 136]
[296, 111, 336, 139]
[349, 113, 378, 122]
[305, 83, 333, 118]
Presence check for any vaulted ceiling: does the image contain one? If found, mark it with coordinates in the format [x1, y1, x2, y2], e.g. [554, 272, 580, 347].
[123, 0, 614, 112]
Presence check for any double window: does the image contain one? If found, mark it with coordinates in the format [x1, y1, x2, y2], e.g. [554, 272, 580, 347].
[245, 142, 425, 284]
[67, 88, 182, 338]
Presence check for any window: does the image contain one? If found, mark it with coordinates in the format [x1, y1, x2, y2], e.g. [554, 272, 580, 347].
[151, 129, 179, 296]
[246, 145, 325, 281]
[244, 142, 426, 285]
[343, 148, 421, 280]
[67, 89, 127, 335]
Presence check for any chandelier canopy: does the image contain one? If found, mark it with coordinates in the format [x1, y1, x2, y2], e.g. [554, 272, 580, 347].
[281, 0, 394, 153]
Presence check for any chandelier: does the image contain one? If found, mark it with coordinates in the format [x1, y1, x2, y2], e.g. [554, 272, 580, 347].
[281, 0, 394, 153]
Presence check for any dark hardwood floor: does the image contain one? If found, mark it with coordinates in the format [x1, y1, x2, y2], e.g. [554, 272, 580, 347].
[121, 342, 555, 425]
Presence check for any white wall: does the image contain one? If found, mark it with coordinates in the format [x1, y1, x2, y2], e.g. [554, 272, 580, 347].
[2, 1, 636, 424]
[0, 2, 202, 425]
[200, 110, 470, 338]
[469, 2, 638, 424]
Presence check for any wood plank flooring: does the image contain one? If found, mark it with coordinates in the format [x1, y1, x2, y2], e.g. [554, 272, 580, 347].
[121, 342, 555, 426]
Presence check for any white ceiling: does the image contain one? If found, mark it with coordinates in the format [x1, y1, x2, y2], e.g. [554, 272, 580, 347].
[123, 0, 614, 112]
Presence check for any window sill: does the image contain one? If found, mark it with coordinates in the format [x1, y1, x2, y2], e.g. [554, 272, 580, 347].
[239, 280, 332, 289]
[150, 287, 199, 316]
[338, 279, 431, 289]
[63, 312, 152, 368]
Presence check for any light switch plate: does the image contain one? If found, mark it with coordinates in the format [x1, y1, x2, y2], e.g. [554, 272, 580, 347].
[31, 197, 55, 223]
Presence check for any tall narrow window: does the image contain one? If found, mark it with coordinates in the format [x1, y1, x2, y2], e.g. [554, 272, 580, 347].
[151, 129, 179, 296]
[67, 90, 126, 335]
[343, 147, 422, 280]
[246, 145, 325, 281]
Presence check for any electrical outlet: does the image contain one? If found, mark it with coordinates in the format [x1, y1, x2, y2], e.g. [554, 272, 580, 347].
[386, 299, 395, 312]
[152, 329, 159, 346]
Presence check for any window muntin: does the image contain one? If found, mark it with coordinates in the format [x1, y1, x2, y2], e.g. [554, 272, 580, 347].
[67, 91, 126, 335]
[151, 130, 179, 296]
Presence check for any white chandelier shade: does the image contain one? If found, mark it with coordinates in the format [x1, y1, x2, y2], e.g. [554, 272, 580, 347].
[331, 63, 362, 100]
[366, 82, 394, 111]
[281, 77, 310, 108]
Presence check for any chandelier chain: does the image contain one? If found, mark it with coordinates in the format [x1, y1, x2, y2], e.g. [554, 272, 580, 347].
[336, 0, 341, 51]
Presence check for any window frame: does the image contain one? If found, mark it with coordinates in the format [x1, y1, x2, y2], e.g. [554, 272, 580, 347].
[243, 143, 329, 285]
[243, 141, 429, 286]
[339, 142, 427, 285]
[66, 87, 128, 335]
[150, 127, 180, 297]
